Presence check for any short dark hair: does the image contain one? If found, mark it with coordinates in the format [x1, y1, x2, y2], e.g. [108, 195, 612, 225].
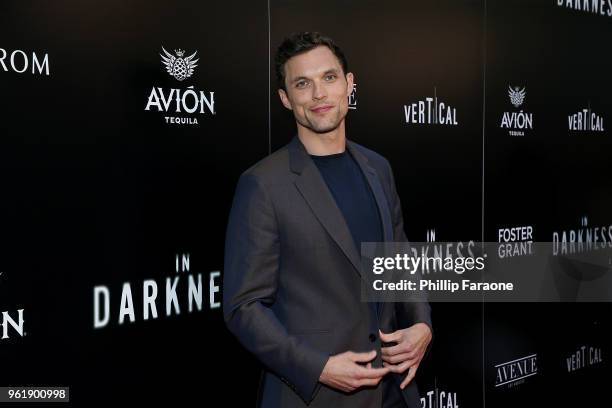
[275, 31, 349, 91]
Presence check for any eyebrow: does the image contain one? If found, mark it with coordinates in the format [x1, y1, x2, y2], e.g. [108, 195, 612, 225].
[290, 69, 340, 84]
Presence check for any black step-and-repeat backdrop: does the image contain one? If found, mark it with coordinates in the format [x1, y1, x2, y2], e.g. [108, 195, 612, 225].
[1, 1, 610, 406]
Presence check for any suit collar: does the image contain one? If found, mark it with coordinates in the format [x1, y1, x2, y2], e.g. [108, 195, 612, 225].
[288, 134, 370, 174]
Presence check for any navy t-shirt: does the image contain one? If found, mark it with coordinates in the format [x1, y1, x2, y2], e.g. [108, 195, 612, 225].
[309, 149, 383, 251]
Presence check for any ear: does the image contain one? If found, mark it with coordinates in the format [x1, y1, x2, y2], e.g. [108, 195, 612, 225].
[278, 88, 293, 111]
[345, 72, 354, 97]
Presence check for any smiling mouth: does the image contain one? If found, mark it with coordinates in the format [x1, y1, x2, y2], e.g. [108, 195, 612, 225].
[310, 105, 334, 114]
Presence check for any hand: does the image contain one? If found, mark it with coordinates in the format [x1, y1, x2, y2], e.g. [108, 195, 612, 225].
[319, 350, 390, 393]
[379, 323, 432, 389]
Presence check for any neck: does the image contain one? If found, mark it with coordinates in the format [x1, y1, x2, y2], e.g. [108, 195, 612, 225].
[297, 121, 346, 156]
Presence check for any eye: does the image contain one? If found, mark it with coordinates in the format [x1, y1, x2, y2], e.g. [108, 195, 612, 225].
[296, 80, 308, 89]
[325, 74, 337, 81]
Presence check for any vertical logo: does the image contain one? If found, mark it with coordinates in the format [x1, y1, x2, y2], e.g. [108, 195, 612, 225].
[568, 102, 604, 132]
[500, 85, 533, 136]
[421, 378, 459, 408]
[566, 345, 603, 372]
[348, 82, 357, 110]
[403, 87, 458, 126]
[421, 389, 459, 408]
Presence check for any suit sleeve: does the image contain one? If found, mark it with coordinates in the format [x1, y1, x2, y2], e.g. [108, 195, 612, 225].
[223, 172, 329, 403]
[385, 160, 434, 351]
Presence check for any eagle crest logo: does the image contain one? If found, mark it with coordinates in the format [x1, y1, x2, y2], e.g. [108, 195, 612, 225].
[160, 46, 198, 81]
[508, 86, 526, 108]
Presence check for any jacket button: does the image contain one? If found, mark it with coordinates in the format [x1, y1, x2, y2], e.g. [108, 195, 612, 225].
[369, 333, 377, 342]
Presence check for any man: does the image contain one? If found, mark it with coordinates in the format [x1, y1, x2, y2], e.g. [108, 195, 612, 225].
[224, 32, 432, 408]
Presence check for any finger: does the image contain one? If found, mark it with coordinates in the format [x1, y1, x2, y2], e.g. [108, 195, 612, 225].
[379, 329, 401, 343]
[384, 359, 414, 374]
[382, 352, 414, 364]
[382, 351, 413, 364]
[382, 343, 419, 359]
[381, 342, 412, 357]
[351, 350, 377, 363]
[355, 365, 390, 379]
[400, 364, 419, 389]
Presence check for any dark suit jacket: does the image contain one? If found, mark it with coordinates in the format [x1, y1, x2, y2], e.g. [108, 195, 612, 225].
[223, 135, 432, 408]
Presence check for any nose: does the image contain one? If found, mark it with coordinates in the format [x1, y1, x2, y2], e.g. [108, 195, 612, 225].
[312, 80, 327, 101]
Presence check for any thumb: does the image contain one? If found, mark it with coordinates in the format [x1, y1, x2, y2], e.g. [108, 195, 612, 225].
[379, 329, 398, 343]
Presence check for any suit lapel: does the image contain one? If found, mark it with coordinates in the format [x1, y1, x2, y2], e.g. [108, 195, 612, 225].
[289, 136, 361, 276]
[294, 166, 363, 276]
[346, 140, 393, 243]
[346, 141, 394, 321]
[288, 136, 394, 281]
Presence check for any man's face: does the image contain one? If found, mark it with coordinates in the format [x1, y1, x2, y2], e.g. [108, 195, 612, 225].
[279, 46, 354, 134]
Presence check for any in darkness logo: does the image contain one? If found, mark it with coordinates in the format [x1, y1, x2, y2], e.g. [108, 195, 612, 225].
[93, 253, 221, 329]
[552, 216, 612, 255]
[1, 309, 25, 340]
[556, 0, 612, 17]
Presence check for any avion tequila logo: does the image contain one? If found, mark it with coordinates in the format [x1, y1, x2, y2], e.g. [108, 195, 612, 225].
[500, 85, 533, 136]
[144, 46, 215, 126]
[161, 47, 198, 81]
